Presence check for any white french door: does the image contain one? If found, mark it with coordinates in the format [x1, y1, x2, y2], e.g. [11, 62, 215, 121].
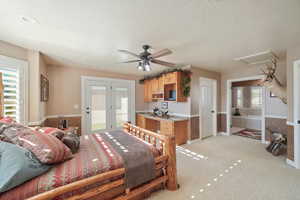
[82, 77, 135, 134]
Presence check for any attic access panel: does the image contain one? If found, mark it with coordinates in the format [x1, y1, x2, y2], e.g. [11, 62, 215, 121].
[234, 51, 279, 65]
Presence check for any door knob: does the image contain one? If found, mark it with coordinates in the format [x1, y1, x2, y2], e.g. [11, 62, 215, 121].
[211, 110, 215, 113]
[86, 111, 90, 114]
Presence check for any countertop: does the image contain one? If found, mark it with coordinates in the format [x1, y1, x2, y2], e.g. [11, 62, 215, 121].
[137, 112, 189, 122]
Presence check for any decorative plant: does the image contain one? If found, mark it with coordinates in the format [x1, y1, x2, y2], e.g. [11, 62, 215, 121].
[182, 75, 191, 97]
[139, 68, 192, 84]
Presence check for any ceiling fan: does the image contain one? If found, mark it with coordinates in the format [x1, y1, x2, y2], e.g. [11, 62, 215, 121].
[118, 45, 177, 71]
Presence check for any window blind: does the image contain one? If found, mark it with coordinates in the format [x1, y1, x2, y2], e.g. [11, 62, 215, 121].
[0, 67, 20, 121]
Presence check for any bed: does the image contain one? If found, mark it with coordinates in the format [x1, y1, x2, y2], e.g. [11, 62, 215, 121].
[0, 123, 178, 200]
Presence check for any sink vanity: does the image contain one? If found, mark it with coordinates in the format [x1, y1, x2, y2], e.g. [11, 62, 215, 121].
[136, 112, 188, 145]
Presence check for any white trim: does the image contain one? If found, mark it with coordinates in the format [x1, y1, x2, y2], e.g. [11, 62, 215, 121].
[292, 59, 300, 169]
[199, 77, 218, 139]
[136, 111, 199, 118]
[218, 132, 229, 136]
[218, 112, 227, 114]
[287, 121, 295, 126]
[28, 114, 82, 126]
[286, 159, 297, 168]
[265, 115, 287, 119]
[226, 75, 266, 144]
[46, 114, 82, 119]
[187, 138, 202, 144]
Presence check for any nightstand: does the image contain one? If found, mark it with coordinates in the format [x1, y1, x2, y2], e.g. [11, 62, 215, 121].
[61, 126, 80, 136]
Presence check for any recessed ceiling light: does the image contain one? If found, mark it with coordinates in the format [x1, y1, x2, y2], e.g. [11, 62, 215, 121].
[20, 16, 38, 24]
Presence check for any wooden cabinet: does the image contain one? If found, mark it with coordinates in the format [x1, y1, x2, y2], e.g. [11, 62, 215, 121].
[151, 78, 159, 94]
[158, 76, 164, 93]
[160, 120, 174, 136]
[136, 114, 146, 128]
[137, 113, 188, 145]
[163, 72, 177, 84]
[158, 119, 188, 145]
[143, 71, 188, 102]
[176, 71, 187, 102]
[144, 80, 151, 102]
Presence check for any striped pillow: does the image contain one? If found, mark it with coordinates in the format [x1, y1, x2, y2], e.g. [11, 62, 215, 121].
[19, 132, 73, 164]
[37, 127, 65, 140]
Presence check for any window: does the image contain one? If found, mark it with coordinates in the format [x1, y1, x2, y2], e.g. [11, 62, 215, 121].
[236, 87, 243, 108]
[0, 55, 28, 123]
[251, 87, 262, 107]
[0, 67, 19, 121]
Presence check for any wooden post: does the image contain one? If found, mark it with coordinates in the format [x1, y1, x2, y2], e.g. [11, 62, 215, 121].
[123, 122, 130, 133]
[0, 73, 3, 118]
[164, 135, 178, 190]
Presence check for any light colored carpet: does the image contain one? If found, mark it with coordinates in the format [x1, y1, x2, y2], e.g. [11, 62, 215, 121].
[148, 135, 299, 200]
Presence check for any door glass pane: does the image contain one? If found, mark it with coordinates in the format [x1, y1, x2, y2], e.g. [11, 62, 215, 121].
[91, 86, 106, 131]
[115, 87, 129, 127]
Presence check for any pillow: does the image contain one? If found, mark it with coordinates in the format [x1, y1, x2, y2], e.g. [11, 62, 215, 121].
[18, 132, 72, 164]
[0, 123, 33, 145]
[0, 142, 51, 193]
[61, 132, 80, 154]
[37, 127, 65, 140]
[0, 117, 15, 124]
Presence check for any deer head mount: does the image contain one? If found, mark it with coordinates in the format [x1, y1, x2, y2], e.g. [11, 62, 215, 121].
[235, 51, 287, 104]
[260, 58, 287, 104]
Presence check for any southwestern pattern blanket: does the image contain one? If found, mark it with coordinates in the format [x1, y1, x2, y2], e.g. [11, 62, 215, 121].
[0, 131, 159, 200]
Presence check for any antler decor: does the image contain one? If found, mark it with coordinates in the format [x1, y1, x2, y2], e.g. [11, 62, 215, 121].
[259, 59, 287, 104]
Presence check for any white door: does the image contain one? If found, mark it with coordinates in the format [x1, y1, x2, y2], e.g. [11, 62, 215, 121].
[200, 78, 217, 139]
[82, 77, 135, 134]
[84, 80, 111, 133]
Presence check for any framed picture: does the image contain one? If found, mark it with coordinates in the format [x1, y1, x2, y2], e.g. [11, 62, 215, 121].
[40, 74, 49, 102]
[270, 92, 276, 97]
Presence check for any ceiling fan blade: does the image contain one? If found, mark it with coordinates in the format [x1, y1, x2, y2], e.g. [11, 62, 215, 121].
[149, 49, 172, 59]
[118, 49, 141, 58]
[121, 59, 141, 63]
[152, 59, 177, 67]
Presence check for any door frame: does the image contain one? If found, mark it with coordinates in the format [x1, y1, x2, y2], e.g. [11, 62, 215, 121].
[81, 76, 135, 134]
[293, 59, 300, 168]
[226, 75, 266, 144]
[199, 77, 217, 139]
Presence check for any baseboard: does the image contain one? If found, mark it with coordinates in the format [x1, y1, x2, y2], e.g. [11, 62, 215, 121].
[218, 132, 229, 136]
[187, 138, 202, 144]
[286, 159, 297, 168]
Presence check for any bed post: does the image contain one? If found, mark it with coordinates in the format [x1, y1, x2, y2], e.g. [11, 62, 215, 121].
[164, 135, 178, 191]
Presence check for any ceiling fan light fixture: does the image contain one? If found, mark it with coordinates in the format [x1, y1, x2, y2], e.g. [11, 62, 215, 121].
[137, 62, 144, 71]
[144, 64, 151, 72]
[144, 60, 151, 71]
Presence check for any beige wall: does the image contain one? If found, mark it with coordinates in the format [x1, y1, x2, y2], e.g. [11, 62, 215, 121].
[0, 40, 27, 61]
[46, 65, 146, 116]
[39, 55, 48, 120]
[287, 46, 300, 122]
[190, 66, 221, 115]
[220, 61, 287, 113]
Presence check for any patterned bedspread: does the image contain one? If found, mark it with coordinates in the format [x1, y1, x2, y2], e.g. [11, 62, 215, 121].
[0, 132, 159, 200]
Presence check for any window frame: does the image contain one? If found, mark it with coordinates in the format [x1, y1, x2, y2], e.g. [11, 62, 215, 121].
[236, 87, 244, 108]
[0, 55, 28, 124]
[250, 86, 262, 108]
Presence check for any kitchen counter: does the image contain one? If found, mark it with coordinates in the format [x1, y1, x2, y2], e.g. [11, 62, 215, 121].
[136, 112, 189, 122]
[136, 112, 188, 145]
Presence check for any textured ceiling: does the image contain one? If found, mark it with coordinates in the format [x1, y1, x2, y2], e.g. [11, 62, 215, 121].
[0, 0, 300, 75]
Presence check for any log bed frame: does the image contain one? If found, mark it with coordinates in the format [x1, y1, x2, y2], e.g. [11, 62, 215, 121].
[27, 122, 178, 200]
